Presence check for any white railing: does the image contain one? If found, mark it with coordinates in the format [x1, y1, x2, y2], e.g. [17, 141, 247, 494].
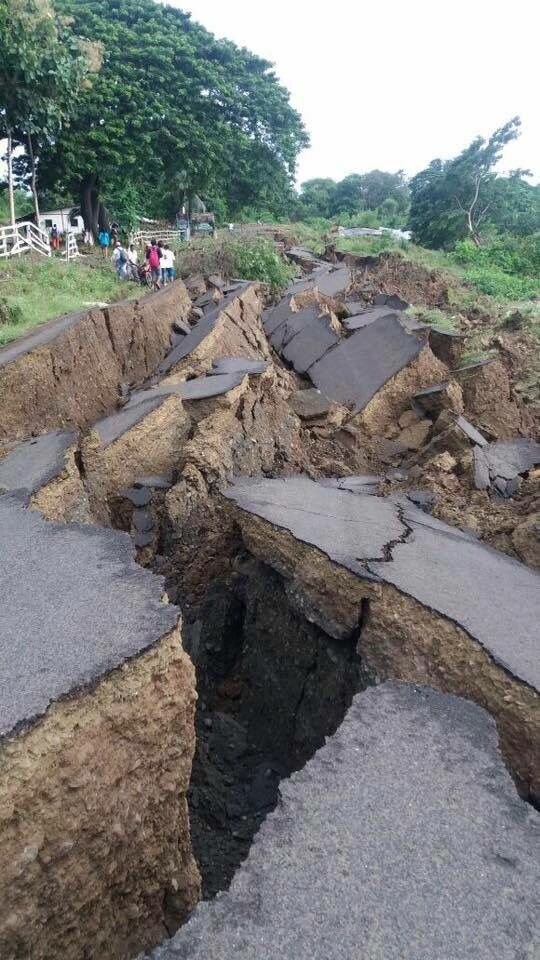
[0, 221, 52, 258]
[65, 233, 80, 261]
[130, 227, 182, 246]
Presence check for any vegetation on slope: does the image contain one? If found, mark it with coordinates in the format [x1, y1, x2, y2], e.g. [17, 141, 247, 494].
[0, 257, 133, 344]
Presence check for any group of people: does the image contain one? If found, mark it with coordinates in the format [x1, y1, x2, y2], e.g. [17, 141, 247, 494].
[144, 239, 175, 288]
[106, 236, 175, 289]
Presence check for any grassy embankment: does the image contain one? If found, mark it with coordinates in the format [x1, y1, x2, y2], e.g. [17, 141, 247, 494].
[0, 255, 137, 346]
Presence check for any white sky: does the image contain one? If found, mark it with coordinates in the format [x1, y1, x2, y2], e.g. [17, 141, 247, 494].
[172, 0, 539, 185]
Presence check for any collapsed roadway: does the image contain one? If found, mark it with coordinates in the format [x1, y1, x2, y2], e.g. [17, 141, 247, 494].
[0, 251, 538, 960]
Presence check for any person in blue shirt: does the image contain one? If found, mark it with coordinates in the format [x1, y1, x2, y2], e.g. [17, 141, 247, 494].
[97, 228, 110, 258]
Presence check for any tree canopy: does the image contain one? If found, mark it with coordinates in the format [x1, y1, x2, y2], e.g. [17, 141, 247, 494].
[298, 170, 409, 223]
[409, 118, 539, 248]
[35, 0, 308, 232]
[0, 0, 100, 222]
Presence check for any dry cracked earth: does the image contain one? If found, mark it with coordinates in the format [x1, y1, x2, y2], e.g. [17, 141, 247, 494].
[0, 248, 538, 960]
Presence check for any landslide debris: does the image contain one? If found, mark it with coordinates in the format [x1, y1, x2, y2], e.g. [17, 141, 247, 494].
[1, 248, 538, 960]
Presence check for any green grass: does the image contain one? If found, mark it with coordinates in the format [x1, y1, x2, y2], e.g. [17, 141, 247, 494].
[461, 266, 540, 300]
[0, 256, 134, 345]
[407, 305, 458, 331]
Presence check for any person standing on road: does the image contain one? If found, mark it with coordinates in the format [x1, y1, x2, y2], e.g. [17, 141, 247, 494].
[50, 224, 60, 250]
[97, 227, 110, 258]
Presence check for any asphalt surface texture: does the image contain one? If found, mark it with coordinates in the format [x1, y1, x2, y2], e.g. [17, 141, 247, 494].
[158, 284, 250, 375]
[309, 314, 425, 411]
[269, 305, 322, 351]
[223, 476, 540, 691]
[209, 357, 268, 376]
[281, 315, 340, 374]
[143, 681, 540, 960]
[0, 494, 179, 737]
[343, 305, 397, 330]
[95, 394, 167, 446]
[0, 429, 76, 494]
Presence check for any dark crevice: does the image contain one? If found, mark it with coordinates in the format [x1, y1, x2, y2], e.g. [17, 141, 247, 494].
[101, 308, 117, 359]
[74, 447, 86, 480]
[182, 554, 367, 899]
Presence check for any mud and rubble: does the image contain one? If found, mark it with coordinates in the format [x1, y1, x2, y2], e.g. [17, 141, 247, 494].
[0, 249, 538, 960]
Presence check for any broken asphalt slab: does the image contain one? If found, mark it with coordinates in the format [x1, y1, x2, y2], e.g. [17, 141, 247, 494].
[209, 357, 268, 376]
[343, 305, 398, 330]
[289, 388, 333, 420]
[269, 306, 322, 351]
[95, 373, 246, 446]
[0, 494, 178, 737]
[0, 429, 77, 495]
[223, 476, 539, 691]
[473, 438, 540, 495]
[314, 265, 352, 299]
[309, 313, 425, 411]
[223, 475, 403, 575]
[143, 681, 540, 960]
[281, 315, 340, 374]
[94, 394, 170, 447]
[158, 284, 250, 375]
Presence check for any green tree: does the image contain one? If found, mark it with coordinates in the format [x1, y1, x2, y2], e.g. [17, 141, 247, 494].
[487, 174, 540, 236]
[332, 174, 365, 215]
[355, 169, 409, 215]
[298, 178, 337, 219]
[38, 0, 308, 234]
[409, 118, 523, 248]
[0, 0, 100, 225]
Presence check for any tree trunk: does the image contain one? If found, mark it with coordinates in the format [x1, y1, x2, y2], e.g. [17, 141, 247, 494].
[80, 173, 99, 240]
[27, 132, 40, 225]
[6, 128, 15, 227]
[97, 201, 110, 234]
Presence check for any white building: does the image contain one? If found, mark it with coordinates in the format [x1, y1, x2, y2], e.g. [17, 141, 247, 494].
[38, 207, 84, 236]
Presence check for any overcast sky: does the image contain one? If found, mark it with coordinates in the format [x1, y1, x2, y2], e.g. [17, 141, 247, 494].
[172, 0, 539, 185]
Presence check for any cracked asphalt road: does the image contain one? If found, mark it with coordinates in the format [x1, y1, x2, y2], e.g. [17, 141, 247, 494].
[144, 682, 540, 960]
[223, 476, 540, 691]
[0, 495, 179, 737]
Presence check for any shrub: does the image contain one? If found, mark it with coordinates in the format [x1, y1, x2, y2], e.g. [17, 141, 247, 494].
[0, 297, 23, 326]
[176, 236, 295, 294]
[228, 238, 295, 292]
[454, 234, 540, 279]
[463, 266, 540, 300]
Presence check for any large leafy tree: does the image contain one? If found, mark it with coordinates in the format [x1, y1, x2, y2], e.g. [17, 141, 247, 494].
[298, 170, 409, 221]
[299, 178, 337, 219]
[488, 173, 540, 237]
[0, 0, 100, 225]
[38, 0, 308, 233]
[409, 118, 523, 248]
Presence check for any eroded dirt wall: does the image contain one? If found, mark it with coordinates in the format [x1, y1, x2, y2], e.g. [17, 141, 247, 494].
[0, 627, 199, 960]
[227, 505, 540, 801]
[0, 283, 191, 441]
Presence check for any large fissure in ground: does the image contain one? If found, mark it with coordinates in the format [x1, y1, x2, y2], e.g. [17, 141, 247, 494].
[178, 549, 366, 897]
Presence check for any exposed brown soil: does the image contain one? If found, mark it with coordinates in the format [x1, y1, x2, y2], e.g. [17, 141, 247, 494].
[1, 248, 538, 960]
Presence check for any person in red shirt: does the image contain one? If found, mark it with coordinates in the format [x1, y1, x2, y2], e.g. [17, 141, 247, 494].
[147, 239, 161, 289]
